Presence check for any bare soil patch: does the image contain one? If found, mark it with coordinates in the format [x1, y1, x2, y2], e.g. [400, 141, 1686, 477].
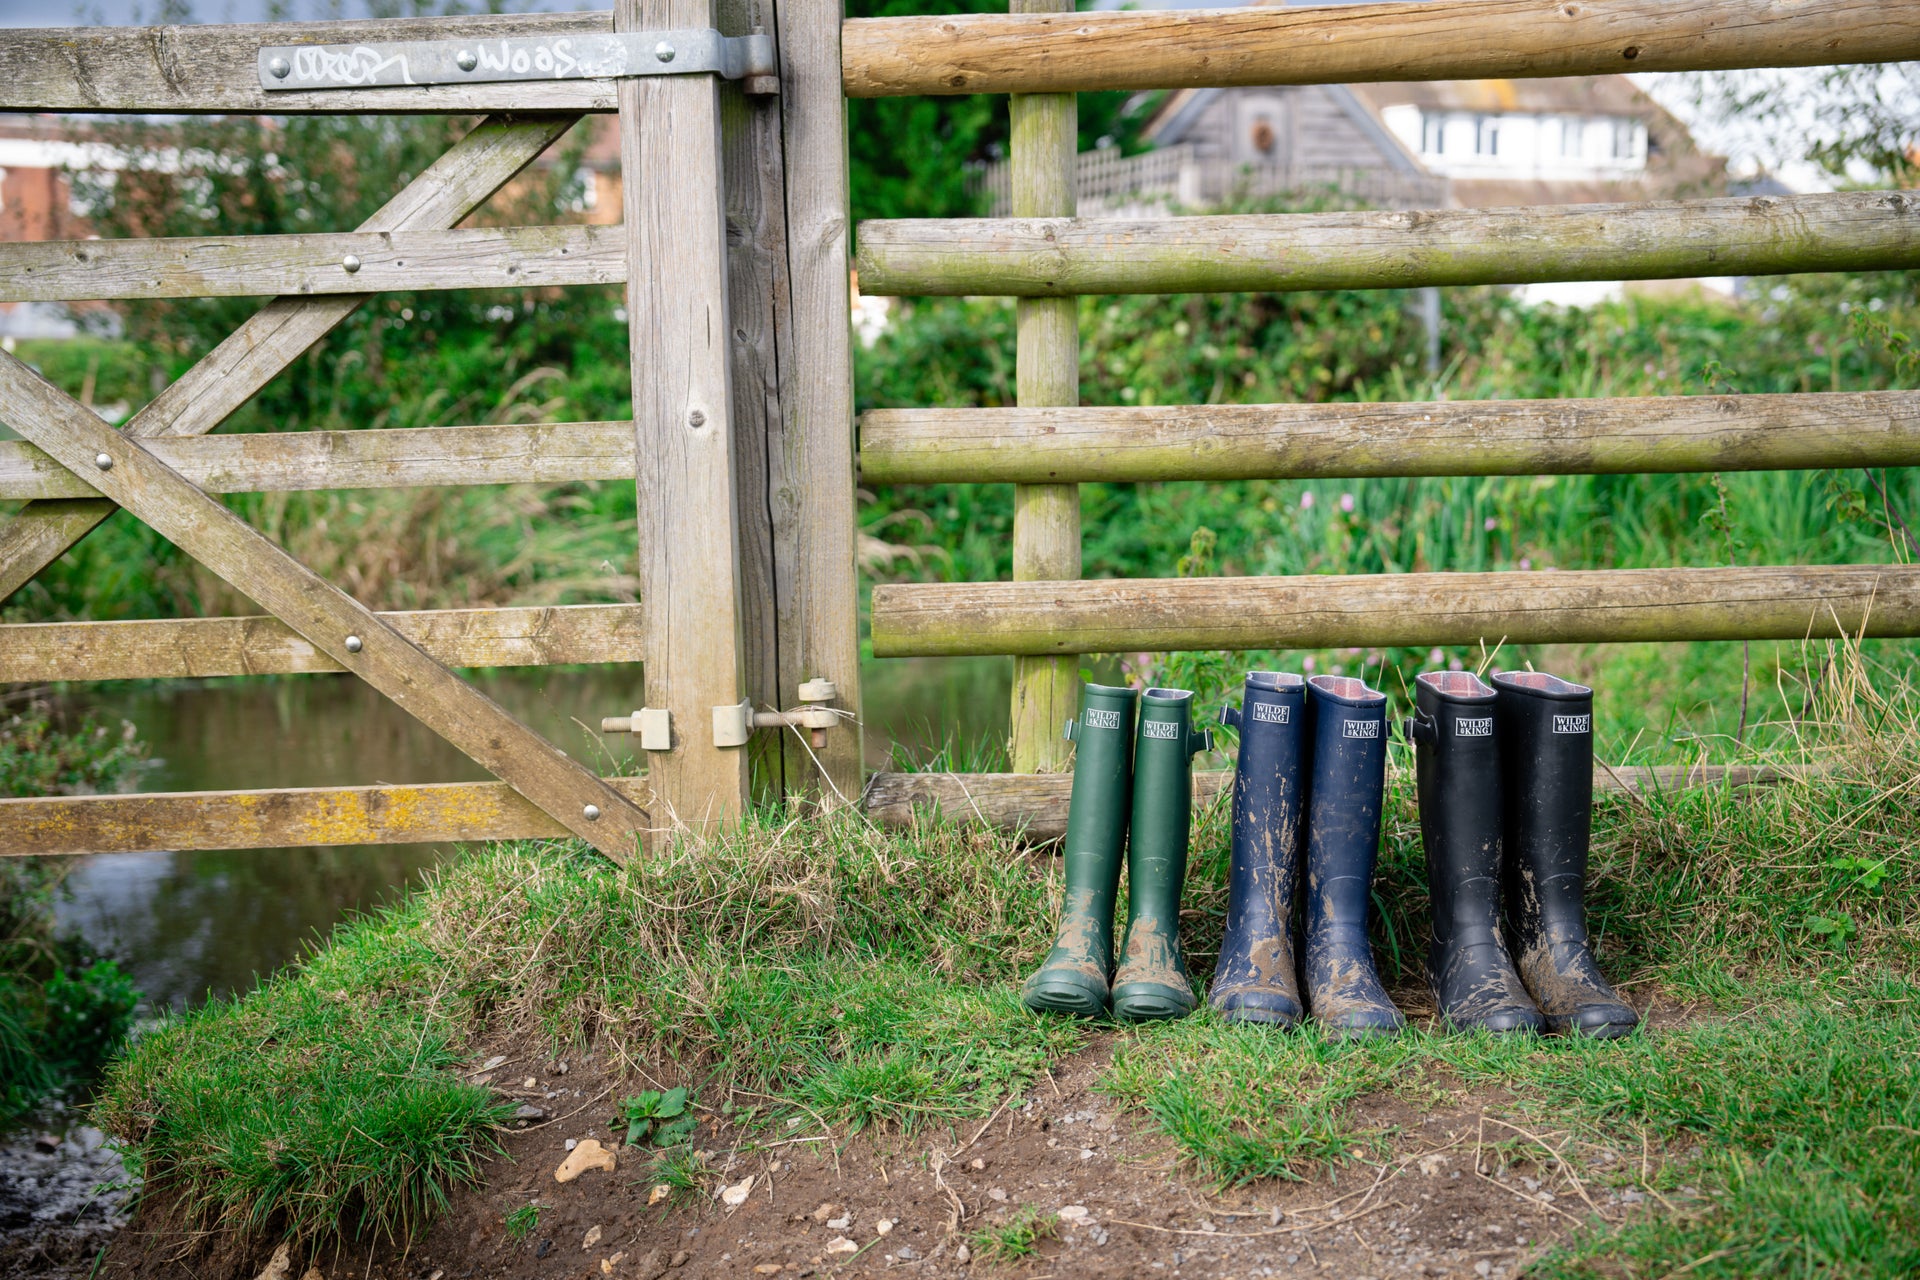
[99, 995, 1703, 1280]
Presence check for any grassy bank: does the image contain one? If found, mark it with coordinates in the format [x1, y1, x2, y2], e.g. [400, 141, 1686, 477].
[94, 643, 1920, 1276]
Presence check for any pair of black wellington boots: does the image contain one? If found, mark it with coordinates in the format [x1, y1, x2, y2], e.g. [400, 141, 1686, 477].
[1209, 672, 1404, 1037]
[1408, 670, 1639, 1038]
[1021, 683, 1211, 1022]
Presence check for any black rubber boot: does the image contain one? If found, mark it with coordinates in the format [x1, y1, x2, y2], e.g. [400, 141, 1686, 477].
[1210, 672, 1308, 1027]
[1409, 672, 1545, 1036]
[1492, 671, 1640, 1040]
[1022, 683, 1138, 1018]
[1301, 675, 1404, 1039]
[1112, 686, 1210, 1022]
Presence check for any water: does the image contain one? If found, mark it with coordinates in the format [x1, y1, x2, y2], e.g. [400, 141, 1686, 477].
[44, 656, 1013, 1013]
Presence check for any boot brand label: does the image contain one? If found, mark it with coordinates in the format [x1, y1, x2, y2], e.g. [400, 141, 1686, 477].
[1251, 703, 1291, 724]
[1456, 716, 1493, 737]
[1084, 709, 1122, 731]
[1342, 719, 1381, 739]
[1552, 714, 1592, 735]
[1142, 720, 1179, 740]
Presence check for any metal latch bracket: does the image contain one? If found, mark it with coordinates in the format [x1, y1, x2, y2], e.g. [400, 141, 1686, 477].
[260, 29, 778, 93]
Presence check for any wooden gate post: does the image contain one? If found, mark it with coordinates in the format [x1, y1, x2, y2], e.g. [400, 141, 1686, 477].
[619, 0, 754, 839]
[773, 0, 866, 807]
[1008, 0, 1081, 773]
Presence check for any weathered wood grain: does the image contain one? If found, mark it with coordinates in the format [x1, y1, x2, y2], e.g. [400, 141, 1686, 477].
[0, 114, 576, 604]
[856, 391, 1920, 484]
[0, 777, 653, 857]
[0, 422, 635, 500]
[0, 352, 644, 861]
[774, 0, 867, 806]
[863, 763, 1801, 838]
[841, 0, 1920, 97]
[716, 0, 790, 802]
[0, 604, 641, 683]
[870, 565, 1920, 657]
[853, 191, 1920, 297]
[0, 12, 615, 113]
[1007, 0, 1080, 775]
[0, 225, 623, 304]
[621, 0, 752, 840]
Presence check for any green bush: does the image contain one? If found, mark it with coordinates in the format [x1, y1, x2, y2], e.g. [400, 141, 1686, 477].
[0, 707, 148, 1128]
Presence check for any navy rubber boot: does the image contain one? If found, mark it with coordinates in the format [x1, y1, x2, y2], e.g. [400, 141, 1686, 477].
[1409, 672, 1545, 1036]
[1210, 672, 1309, 1027]
[1301, 675, 1405, 1039]
[1492, 671, 1640, 1040]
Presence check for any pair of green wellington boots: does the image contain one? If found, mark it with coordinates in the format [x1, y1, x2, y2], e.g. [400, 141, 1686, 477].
[1021, 683, 1211, 1022]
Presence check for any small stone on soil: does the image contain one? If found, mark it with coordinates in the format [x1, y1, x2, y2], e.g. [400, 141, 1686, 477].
[825, 1236, 859, 1254]
[555, 1139, 617, 1183]
[583, 1225, 603, 1249]
[811, 1202, 839, 1222]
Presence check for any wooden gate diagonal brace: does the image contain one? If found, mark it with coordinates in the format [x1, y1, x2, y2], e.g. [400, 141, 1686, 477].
[0, 113, 578, 606]
[0, 352, 645, 862]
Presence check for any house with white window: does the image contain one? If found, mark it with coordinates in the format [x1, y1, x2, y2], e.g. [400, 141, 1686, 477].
[1141, 73, 1719, 212]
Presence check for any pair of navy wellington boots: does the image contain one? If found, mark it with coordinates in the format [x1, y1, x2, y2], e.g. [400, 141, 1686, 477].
[1022, 683, 1211, 1022]
[1210, 673, 1405, 1038]
[1408, 670, 1639, 1038]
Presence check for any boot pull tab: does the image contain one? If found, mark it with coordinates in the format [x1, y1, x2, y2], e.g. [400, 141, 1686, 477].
[1405, 710, 1438, 745]
[1189, 728, 1214, 757]
[1063, 718, 1078, 742]
[1219, 704, 1242, 729]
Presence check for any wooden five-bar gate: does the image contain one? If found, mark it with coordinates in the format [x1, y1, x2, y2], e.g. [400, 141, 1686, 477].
[2, 0, 1919, 861]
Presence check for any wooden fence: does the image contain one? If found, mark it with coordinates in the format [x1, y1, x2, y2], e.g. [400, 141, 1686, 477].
[0, 0, 862, 859]
[847, 0, 1920, 785]
[2, 0, 1918, 858]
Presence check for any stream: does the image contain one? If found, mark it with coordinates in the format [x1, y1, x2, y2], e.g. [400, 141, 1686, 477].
[46, 655, 1014, 1014]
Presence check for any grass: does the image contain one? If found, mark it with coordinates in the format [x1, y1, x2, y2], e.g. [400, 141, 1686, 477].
[97, 814, 1085, 1247]
[503, 1203, 540, 1242]
[965, 1204, 1059, 1264]
[93, 640, 1920, 1276]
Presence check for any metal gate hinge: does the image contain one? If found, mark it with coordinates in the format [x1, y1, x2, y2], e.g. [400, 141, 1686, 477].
[259, 29, 778, 94]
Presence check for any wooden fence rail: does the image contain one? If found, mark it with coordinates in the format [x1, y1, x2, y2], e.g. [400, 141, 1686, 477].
[842, 0, 1920, 97]
[871, 565, 1920, 658]
[0, 226, 623, 304]
[0, 604, 640, 683]
[864, 763, 1803, 840]
[854, 192, 1920, 297]
[0, 12, 619, 114]
[0, 422, 634, 500]
[858, 391, 1920, 485]
[0, 778, 652, 857]
[0, 760, 1789, 856]
[8, 0, 1920, 116]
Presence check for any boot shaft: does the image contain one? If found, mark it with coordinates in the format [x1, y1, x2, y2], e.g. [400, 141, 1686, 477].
[1492, 670, 1594, 942]
[1127, 686, 1209, 925]
[1409, 671, 1505, 949]
[1303, 675, 1388, 932]
[1060, 683, 1138, 904]
[1222, 671, 1309, 889]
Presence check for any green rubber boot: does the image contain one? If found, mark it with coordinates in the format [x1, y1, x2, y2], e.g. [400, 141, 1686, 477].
[1112, 686, 1211, 1022]
[1021, 683, 1140, 1018]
